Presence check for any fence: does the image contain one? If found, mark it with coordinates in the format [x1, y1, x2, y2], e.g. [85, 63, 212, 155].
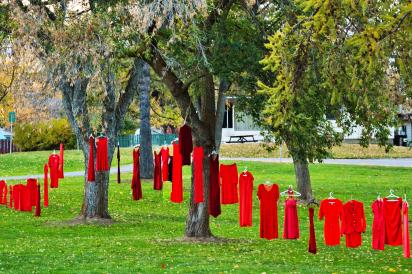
[118, 134, 177, 148]
[0, 140, 20, 154]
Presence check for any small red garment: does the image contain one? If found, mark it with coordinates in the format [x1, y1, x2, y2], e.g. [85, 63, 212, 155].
[283, 198, 300, 239]
[372, 199, 385, 250]
[319, 198, 344, 246]
[13, 184, 22, 210]
[48, 153, 60, 188]
[171, 142, 183, 203]
[193, 146, 204, 203]
[131, 148, 142, 200]
[160, 147, 170, 182]
[402, 201, 410, 258]
[117, 144, 121, 184]
[26, 178, 38, 207]
[239, 171, 254, 226]
[209, 155, 221, 217]
[308, 207, 317, 254]
[20, 185, 32, 212]
[96, 136, 109, 171]
[257, 184, 280, 240]
[87, 136, 95, 182]
[43, 164, 49, 207]
[0, 180, 7, 205]
[34, 184, 41, 217]
[219, 163, 239, 204]
[58, 143, 64, 179]
[384, 197, 402, 246]
[178, 124, 193, 166]
[153, 151, 163, 190]
[342, 200, 366, 248]
[9, 185, 13, 208]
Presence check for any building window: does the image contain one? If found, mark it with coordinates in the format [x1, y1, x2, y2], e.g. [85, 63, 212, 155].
[222, 102, 234, 129]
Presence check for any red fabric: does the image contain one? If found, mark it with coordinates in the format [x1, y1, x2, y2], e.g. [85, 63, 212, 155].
[117, 144, 121, 184]
[87, 136, 95, 182]
[34, 184, 41, 217]
[43, 164, 49, 207]
[153, 151, 163, 190]
[9, 185, 13, 208]
[402, 201, 410, 258]
[308, 207, 317, 254]
[371, 199, 385, 250]
[283, 198, 300, 239]
[319, 198, 344, 246]
[239, 171, 254, 227]
[171, 142, 183, 203]
[178, 124, 193, 166]
[342, 200, 366, 248]
[26, 178, 38, 207]
[193, 146, 204, 203]
[96, 137, 109, 171]
[219, 163, 239, 204]
[48, 154, 60, 188]
[13, 184, 22, 210]
[257, 184, 280, 240]
[0, 180, 7, 205]
[58, 143, 64, 179]
[20, 184, 32, 212]
[131, 148, 142, 200]
[208, 155, 221, 217]
[383, 197, 402, 246]
[160, 147, 170, 182]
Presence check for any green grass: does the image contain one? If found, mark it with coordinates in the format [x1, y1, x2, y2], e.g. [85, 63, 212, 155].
[1, 161, 412, 273]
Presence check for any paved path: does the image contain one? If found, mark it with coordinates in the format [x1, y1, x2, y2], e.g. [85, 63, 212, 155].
[2, 158, 412, 181]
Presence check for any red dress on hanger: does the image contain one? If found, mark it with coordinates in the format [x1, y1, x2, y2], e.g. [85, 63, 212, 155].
[96, 137, 109, 171]
[402, 201, 410, 258]
[319, 198, 344, 246]
[26, 178, 38, 207]
[58, 143, 64, 179]
[34, 184, 41, 217]
[179, 124, 193, 166]
[384, 197, 403, 246]
[193, 146, 204, 203]
[308, 207, 317, 254]
[371, 199, 385, 250]
[171, 142, 183, 203]
[342, 200, 366, 248]
[43, 164, 49, 207]
[131, 148, 142, 200]
[239, 171, 254, 227]
[153, 151, 163, 190]
[48, 154, 60, 188]
[0, 180, 7, 205]
[283, 198, 300, 239]
[87, 136, 95, 182]
[209, 155, 221, 217]
[160, 147, 170, 182]
[13, 184, 23, 210]
[257, 184, 280, 240]
[219, 163, 239, 204]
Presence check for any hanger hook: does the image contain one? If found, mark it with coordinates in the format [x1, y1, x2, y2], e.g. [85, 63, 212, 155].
[329, 192, 333, 198]
[390, 189, 394, 195]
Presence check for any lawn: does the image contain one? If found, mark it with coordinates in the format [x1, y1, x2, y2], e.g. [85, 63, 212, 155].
[0, 161, 411, 273]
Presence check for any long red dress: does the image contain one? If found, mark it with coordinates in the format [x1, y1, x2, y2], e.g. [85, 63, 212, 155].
[34, 184, 41, 217]
[308, 207, 317, 254]
[0, 180, 7, 205]
[160, 147, 170, 182]
[371, 199, 385, 250]
[87, 136, 95, 182]
[193, 146, 204, 203]
[402, 201, 410, 258]
[384, 197, 402, 246]
[48, 154, 60, 188]
[13, 184, 22, 210]
[58, 143, 64, 179]
[342, 200, 366, 248]
[9, 185, 13, 208]
[96, 136, 109, 171]
[319, 198, 344, 246]
[43, 163, 49, 207]
[257, 184, 280, 240]
[20, 184, 32, 212]
[209, 155, 221, 217]
[153, 151, 163, 190]
[283, 198, 300, 239]
[131, 148, 142, 200]
[239, 171, 254, 227]
[219, 163, 239, 204]
[171, 142, 183, 203]
[179, 124, 193, 166]
[26, 178, 38, 207]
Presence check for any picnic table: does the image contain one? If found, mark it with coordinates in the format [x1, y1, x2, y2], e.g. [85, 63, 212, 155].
[227, 135, 257, 143]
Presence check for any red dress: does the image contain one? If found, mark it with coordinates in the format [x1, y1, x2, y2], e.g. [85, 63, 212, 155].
[20, 184, 32, 212]
[0, 180, 7, 205]
[26, 178, 38, 207]
[219, 164, 239, 204]
[48, 154, 60, 188]
[178, 124, 193, 166]
[96, 136, 109, 171]
[308, 207, 317, 254]
[9, 185, 13, 208]
[209, 155, 221, 217]
[371, 199, 385, 250]
[43, 164, 49, 207]
[342, 200, 366, 248]
[58, 143, 64, 179]
[384, 197, 402, 246]
[34, 184, 41, 217]
[13, 184, 22, 210]
[402, 201, 410, 258]
[193, 146, 204, 203]
[239, 171, 254, 226]
[257, 184, 280, 240]
[319, 198, 344, 246]
[153, 151, 163, 190]
[87, 136, 95, 182]
[171, 142, 183, 203]
[283, 198, 299, 239]
[160, 147, 170, 182]
[131, 148, 142, 200]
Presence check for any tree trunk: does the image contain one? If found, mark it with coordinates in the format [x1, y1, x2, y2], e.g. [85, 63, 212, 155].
[138, 59, 154, 179]
[292, 157, 313, 201]
[215, 79, 230, 152]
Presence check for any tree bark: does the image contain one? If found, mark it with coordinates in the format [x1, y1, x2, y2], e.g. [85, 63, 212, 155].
[215, 79, 230, 152]
[137, 59, 154, 179]
[292, 157, 313, 201]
